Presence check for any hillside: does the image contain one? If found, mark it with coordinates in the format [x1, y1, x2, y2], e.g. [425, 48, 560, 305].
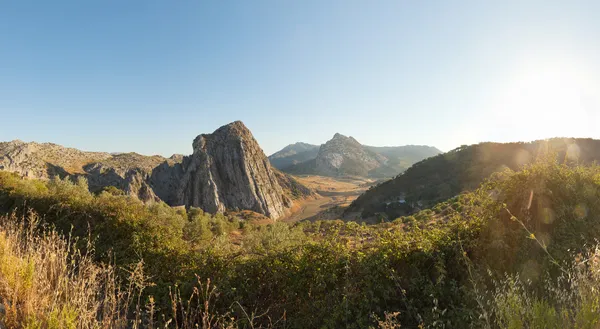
[0, 122, 312, 219]
[348, 137, 600, 219]
[2, 159, 600, 327]
[268, 142, 320, 169]
[364, 144, 442, 177]
[278, 133, 440, 178]
[0, 140, 113, 176]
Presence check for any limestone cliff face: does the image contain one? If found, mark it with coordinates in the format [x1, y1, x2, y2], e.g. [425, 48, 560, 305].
[174, 121, 290, 219]
[0, 122, 302, 219]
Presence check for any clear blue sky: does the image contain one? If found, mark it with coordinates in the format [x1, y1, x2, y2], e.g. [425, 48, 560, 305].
[1, 1, 599, 156]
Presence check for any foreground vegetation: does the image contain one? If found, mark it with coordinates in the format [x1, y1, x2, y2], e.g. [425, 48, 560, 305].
[2, 158, 600, 327]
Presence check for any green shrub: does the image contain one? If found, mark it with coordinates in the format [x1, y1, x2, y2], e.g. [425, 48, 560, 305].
[2, 159, 600, 327]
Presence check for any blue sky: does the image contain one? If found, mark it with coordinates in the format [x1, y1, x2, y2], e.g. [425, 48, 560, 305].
[1, 1, 599, 156]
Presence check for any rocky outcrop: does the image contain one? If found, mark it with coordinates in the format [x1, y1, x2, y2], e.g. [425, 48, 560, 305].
[82, 163, 161, 202]
[172, 121, 290, 218]
[0, 140, 111, 178]
[0, 122, 302, 219]
[315, 133, 384, 176]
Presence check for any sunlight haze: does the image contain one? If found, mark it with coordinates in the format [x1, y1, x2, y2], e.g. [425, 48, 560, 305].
[4, 2, 600, 327]
[1, 1, 599, 156]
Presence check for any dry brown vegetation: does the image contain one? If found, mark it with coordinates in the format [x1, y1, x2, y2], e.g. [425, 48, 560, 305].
[0, 212, 277, 329]
[282, 175, 373, 222]
[0, 211, 135, 329]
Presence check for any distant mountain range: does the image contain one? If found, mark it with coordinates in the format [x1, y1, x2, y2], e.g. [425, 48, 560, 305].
[347, 137, 600, 220]
[269, 133, 441, 178]
[268, 142, 320, 169]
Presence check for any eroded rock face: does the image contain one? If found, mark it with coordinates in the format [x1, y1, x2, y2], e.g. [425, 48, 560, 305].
[315, 133, 383, 176]
[0, 121, 300, 219]
[173, 121, 289, 219]
[82, 163, 161, 202]
[0, 140, 111, 179]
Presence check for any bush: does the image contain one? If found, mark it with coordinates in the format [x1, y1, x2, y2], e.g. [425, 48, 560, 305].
[2, 159, 600, 327]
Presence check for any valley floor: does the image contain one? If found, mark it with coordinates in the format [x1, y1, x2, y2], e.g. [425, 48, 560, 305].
[282, 175, 373, 222]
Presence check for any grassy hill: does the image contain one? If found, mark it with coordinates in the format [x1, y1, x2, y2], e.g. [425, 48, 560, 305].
[348, 138, 600, 219]
[364, 144, 442, 178]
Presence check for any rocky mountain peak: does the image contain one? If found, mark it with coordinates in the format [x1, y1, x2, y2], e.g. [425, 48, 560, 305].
[175, 121, 291, 218]
[328, 133, 360, 145]
[321, 133, 363, 153]
[314, 134, 381, 176]
[193, 121, 253, 151]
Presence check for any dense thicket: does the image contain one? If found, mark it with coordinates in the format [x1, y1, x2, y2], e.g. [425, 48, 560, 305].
[1, 158, 600, 327]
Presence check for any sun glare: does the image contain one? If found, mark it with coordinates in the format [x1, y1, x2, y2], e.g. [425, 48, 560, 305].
[494, 60, 597, 141]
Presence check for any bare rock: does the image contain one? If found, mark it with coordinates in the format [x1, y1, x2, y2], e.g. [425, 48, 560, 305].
[315, 133, 382, 176]
[174, 121, 289, 219]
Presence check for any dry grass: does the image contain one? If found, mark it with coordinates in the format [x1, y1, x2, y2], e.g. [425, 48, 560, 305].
[372, 312, 402, 329]
[0, 211, 135, 329]
[0, 211, 271, 329]
[282, 175, 372, 223]
[293, 175, 372, 194]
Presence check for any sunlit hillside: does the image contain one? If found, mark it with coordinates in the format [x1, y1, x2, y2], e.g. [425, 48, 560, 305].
[2, 158, 600, 327]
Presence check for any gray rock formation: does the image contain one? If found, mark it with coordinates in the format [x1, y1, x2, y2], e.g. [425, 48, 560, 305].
[172, 121, 290, 218]
[0, 140, 111, 178]
[315, 133, 384, 176]
[0, 121, 307, 219]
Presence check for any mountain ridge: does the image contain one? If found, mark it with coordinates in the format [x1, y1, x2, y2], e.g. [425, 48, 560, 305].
[0, 121, 310, 219]
[272, 133, 441, 178]
[268, 142, 320, 169]
[348, 137, 600, 219]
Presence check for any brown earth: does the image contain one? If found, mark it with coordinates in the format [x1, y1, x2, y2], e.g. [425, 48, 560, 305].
[282, 175, 374, 222]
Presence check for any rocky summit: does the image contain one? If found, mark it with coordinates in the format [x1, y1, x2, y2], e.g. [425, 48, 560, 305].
[172, 121, 291, 218]
[0, 121, 307, 219]
[315, 133, 384, 176]
[277, 133, 441, 178]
